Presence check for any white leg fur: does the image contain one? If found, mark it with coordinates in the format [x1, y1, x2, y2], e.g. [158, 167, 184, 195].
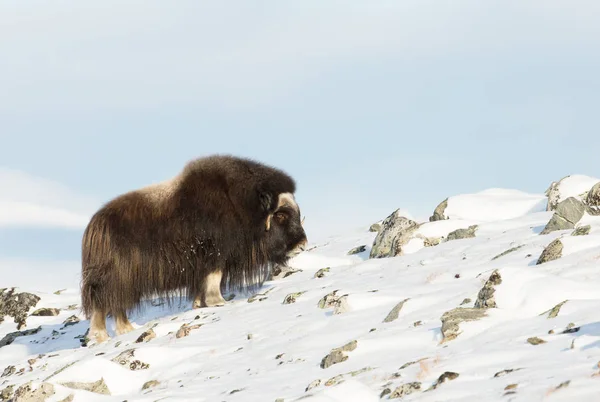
[193, 270, 226, 308]
[90, 310, 110, 344]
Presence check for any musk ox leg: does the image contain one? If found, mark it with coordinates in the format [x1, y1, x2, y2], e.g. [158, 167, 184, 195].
[193, 270, 226, 308]
[89, 309, 110, 344]
[115, 310, 135, 335]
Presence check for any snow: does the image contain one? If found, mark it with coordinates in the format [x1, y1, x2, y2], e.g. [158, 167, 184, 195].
[553, 175, 600, 202]
[2, 186, 600, 401]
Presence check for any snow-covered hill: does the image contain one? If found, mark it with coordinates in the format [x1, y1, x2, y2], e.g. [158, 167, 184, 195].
[2, 176, 600, 401]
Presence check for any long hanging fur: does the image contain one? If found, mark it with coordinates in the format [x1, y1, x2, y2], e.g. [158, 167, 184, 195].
[80, 154, 305, 319]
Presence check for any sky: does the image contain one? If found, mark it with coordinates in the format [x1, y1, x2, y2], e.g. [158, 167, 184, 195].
[1, 0, 600, 268]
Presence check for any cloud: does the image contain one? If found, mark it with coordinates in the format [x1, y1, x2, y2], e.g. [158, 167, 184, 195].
[0, 168, 97, 229]
[1, 0, 599, 113]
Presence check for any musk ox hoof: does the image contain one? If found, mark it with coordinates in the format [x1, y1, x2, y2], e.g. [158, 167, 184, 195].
[116, 323, 135, 335]
[193, 296, 227, 309]
[90, 330, 110, 344]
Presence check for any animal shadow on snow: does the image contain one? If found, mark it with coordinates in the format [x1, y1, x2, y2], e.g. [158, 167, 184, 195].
[574, 321, 600, 351]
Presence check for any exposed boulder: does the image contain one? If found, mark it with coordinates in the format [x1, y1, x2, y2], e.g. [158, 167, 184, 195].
[320, 340, 357, 369]
[429, 198, 448, 221]
[440, 307, 487, 342]
[0, 327, 42, 348]
[536, 239, 563, 265]
[0, 288, 41, 330]
[369, 221, 382, 232]
[540, 197, 585, 234]
[585, 182, 600, 215]
[545, 175, 600, 211]
[369, 209, 420, 258]
[474, 270, 502, 308]
[572, 225, 591, 236]
[446, 225, 478, 242]
[347, 245, 366, 255]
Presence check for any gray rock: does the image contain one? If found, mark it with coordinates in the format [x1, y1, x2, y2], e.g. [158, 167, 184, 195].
[541, 300, 568, 319]
[474, 270, 502, 309]
[1, 385, 14, 401]
[369, 221, 382, 232]
[536, 239, 563, 265]
[426, 372, 459, 391]
[541, 197, 585, 234]
[383, 298, 410, 323]
[142, 380, 160, 391]
[320, 340, 357, 369]
[313, 268, 330, 279]
[317, 290, 344, 309]
[347, 245, 366, 255]
[586, 182, 600, 215]
[389, 382, 421, 398]
[0, 288, 41, 330]
[429, 198, 448, 221]
[12, 382, 55, 402]
[446, 225, 478, 242]
[305, 379, 321, 392]
[440, 308, 487, 342]
[332, 295, 351, 315]
[572, 225, 591, 236]
[0, 326, 42, 348]
[135, 328, 156, 343]
[60, 379, 110, 395]
[31, 308, 60, 317]
[492, 245, 525, 260]
[282, 292, 305, 305]
[369, 210, 420, 258]
[545, 180, 561, 211]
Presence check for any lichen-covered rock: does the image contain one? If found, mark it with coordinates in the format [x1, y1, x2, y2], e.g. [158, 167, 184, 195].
[320, 340, 357, 369]
[142, 380, 160, 391]
[314, 268, 330, 278]
[492, 245, 524, 260]
[60, 379, 110, 395]
[474, 270, 502, 308]
[536, 239, 563, 265]
[440, 308, 487, 342]
[136, 328, 156, 343]
[31, 308, 60, 317]
[347, 245, 366, 255]
[389, 382, 421, 398]
[0, 288, 41, 330]
[332, 295, 351, 315]
[446, 225, 478, 242]
[12, 382, 55, 402]
[318, 290, 346, 309]
[429, 198, 448, 221]
[571, 225, 591, 236]
[585, 182, 600, 215]
[542, 300, 568, 318]
[370, 209, 420, 258]
[0, 385, 14, 401]
[545, 175, 599, 211]
[427, 372, 459, 391]
[369, 221, 382, 232]
[541, 197, 585, 234]
[383, 298, 410, 323]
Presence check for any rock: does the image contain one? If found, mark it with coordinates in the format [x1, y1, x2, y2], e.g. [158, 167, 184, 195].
[282, 292, 305, 304]
[12, 382, 55, 402]
[429, 198, 448, 221]
[142, 380, 160, 391]
[176, 323, 202, 338]
[474, 270, 502, 309]
[369, 221, 382, 232]
[320, 340, 357, 369]
[60, 379, 110, 395]
[383, 298, 410, 323]
[31, 308, 60, 317]
[332, 295, 351, 315]
[572, 225, 591, 236]
[111, 349, 150, 371]
[57, 395, 74, 402]
[369, 210, 420, 258]
[527, 337, 546, 345]
[317, 290, 345, 309]
[420, 235, 441, 247]
[389, 382, 421, 399]
[305, 379, 321, 392]
[1, 385, 14, 401]
[0, 288, 41, 330]
[347, 245, 366, 255]
[460, 298, 471, 306]
[585, 182, 600, 215]
[545, 175, 599, 211]
[61, 316, 80, 328]
[427, 372, 459, 391]
[440, 308, 487, 342]
[0, 327, 42, 348]
[541, 197, 585, 234]
[536, 239, 563, 265]
[314, 268, 330, 278]
[446, 225, 478, 242]
[270, 265, 303, 280]
[492, 245, 525, 260]
[135, 329, 156, 343]
[541, 300, 568, 318]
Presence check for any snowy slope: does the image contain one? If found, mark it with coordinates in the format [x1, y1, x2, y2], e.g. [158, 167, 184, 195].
[2, 186, 600, 401]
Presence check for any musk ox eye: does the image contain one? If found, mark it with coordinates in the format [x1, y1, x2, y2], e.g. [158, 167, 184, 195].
[274, 212, 287, 222]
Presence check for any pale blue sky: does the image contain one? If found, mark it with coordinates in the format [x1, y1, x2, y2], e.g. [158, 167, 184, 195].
[1, 1, 600, 265]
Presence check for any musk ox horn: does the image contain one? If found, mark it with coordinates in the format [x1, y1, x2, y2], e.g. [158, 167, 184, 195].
[80, 154, 307, 344]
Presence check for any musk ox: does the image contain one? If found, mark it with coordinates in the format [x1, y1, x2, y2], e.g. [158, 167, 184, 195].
[80, 154, 308, 344]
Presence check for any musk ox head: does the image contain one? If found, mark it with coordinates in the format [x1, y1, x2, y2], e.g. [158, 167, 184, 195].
[263, 191, 307, 264]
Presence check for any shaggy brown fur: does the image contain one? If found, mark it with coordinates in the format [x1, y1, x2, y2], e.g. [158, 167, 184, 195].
[80, 154, 307, 343]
